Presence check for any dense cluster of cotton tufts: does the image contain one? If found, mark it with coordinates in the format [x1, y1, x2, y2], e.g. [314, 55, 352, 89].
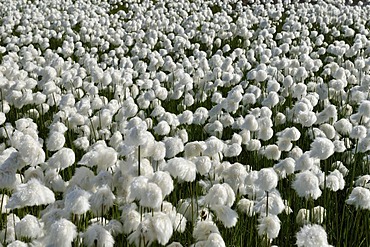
[0, 0, 369, 245]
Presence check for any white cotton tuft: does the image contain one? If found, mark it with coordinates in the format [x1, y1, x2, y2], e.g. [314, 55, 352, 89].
[17, 134, 45, 167]
[262, 145, 281, 160]
[245, 139, 261, 151]
[203, 137, 224, 156]
[104, 219, 123, 237]
[43, 218, 77, 247]
[237, 198, 255, 216]
[310, 138, 335, 160]
[125, 120, 149, 147]
[192, 156, 212, 176]
[223, 143, 242, 157]
[297, 111, 317, 127]
[128, 212, 173, 246]
[0, 112, 6, 125]
[121, 204, 141, 234]
[15, 214, 43, 240]
[324, 170, 345, 192]
[274, 158, 295, 178]
[255, 168, 278, 192]
[140, 182, 163, 209]
[164, 157, 196, 182]
[6, 178, 55, 209]
[346, 187, 370, 210]
[212, 205, 238, 228]
[151, 171, 174, 197]
[184, 141, 206, 158]
[222, 163, 248, 193]
[254, 191, 285, 216]
[193, 221, 220, 241]
[7, 240, 28, 247]
[68, 167, 95, 192]
[319, 124, 336, 139]
[152, 141, 166, 161]
[258, 127, 274, 141]
[296, 224, 332, 247]
[292, 171, 322, 200]
[355, 175, 370, 189]
[78, 141, 117, 171]
[163, 137, 184, 158]
[193, 107, 209, 124]
[83, 224, 114, 247]
[333, 118, 352, 135]
[350, 125, 367, 139]
[47, 148, 75, 170]
[295, 151, 314, 171]
[257, 215, 281, 239]
[64, 186, 91, 215]
[154, 121, 171, 136]
[151, 212, 174, 245]
[205, 183, 235, 208]
[89, 185, 116, 216]
[46, 131, 66, 151]
[242, 114, 259, 131]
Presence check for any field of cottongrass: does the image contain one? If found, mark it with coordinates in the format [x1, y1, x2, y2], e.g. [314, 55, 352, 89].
[0, 0, 370, 246]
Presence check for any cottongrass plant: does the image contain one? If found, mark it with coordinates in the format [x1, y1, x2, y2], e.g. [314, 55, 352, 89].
[0, 0, 370, 246]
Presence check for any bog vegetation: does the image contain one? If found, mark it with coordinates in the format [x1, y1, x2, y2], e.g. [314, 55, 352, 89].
[0, 0, 370, 246]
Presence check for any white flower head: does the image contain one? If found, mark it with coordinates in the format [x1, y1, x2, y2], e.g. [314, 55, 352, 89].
[150, 171, 174, 197]
[296, 224, 332, 247]
[324, 170, 345, 192]
[153, 120, 171, 136]
[212, 205, 238, 228]
[310, 138, 335, 160]
[203, 137, 224, 157]
[163, 137, 184, 158]
[205, 183, 235, 208]
[261, 144, 281, 160]
[193, 221, 220, 241]
[64, 186, 91, 215]
[164, 157, 196, 182]
[254, 191, 285, 216]
[292, 171, 322, 200]
[334, 118, 352, 135]
[78, 141, 117, 171]
[83, 224, 114, 247]
[43, 219, 77, 247]
[128, 212, 173, 246]
[6, 178, 55, 209]
[346, 187, 370, 210]
[89, 185, 116, 216]
[15, 214, 43, 240]
[46, 131, 66, 152]
[274, 157, 295, 178]
[257, 214, 281, 240]
[242, 114, 259, 131]
[121, 203, 140, 234]
[18, 134, 45, 167]
[47, 148, 75, 170]
[139, 182, 163, 209]
[237, 198, 255, 216]
[295, 151, 315, 171]
[255, 168, 278, 192]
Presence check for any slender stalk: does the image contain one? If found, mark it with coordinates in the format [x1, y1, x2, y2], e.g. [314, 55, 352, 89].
[138, 145, 141, 176]
[266, 191, 269, 217]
